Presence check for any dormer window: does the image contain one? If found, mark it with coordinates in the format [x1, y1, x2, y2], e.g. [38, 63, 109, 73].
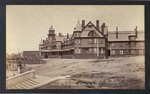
[88, 25, 92, 28]
[74, 32, 79, 37]
[128, 35, 136, 41]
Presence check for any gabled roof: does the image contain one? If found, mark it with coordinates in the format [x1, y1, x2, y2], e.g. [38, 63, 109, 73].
[108, 31, 144, 41]
[81, 21, 105, 37]
[74, 20, 82, 31]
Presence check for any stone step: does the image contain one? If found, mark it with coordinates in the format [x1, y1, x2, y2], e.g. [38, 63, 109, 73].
[16, 82, 29, 89]
[19, 81, 31, 89]
[14, 83, 24, 89]
[7, 78, 40, 89]
[27, 79, 39, 85]
[30, 79, 39, 84]
[10, 85, 18, 89]
[22, 80, 36, 86]
[12, 84, 22, 89]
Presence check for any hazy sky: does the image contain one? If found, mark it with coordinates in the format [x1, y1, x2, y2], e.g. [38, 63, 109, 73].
[6, 5, 144, 54]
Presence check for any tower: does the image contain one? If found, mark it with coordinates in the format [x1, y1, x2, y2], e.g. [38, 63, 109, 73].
[48, 26, 55, 37]
[47, 26, 56, 43]
[73, 20, 82, 37]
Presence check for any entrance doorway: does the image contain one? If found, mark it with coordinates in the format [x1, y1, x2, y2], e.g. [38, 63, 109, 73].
[108, 50, 110, 57]
[45, 53, 48, 58]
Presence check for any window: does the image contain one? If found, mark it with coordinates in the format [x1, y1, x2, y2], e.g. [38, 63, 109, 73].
[57, 46, 61, 49]
[126, 50, 129, 54]
[75, 39, 78, 44]
[84, 48, 89, 54]
[111, 43, 115, 47]
[79, 39, 81, 44]
[75, 48, 78, 54]
[101, 48, 104, 54]
[139, 50, 143, 55]
[88, 25, 92, 28]
[74, 33, 77, 37]
[139, 42, 144, 47]
[94, 39, 97, 43]
[94, 48, 97, 53]
[89, 48, 93, 53]
[120, 50, 123, 54]
[119, 43, 123, 47]
[111, 50, 115, 55]
[100, 39, 104, 44]
[131, 50, 135, 54]
[88, 31, 97, 37]
[89, 39, 92, 44]
[79, 48, 81, 53]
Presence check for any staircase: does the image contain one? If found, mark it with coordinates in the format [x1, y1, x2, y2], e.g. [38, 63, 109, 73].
[7, 79, 39, 89]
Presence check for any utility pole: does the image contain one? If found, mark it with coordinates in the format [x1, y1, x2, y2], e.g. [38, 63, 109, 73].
[97, 34, 99, 59]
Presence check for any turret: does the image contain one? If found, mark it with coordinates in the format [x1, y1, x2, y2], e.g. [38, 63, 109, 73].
[73, 20, 82, 37]
[74, 20, 82, 31]
[48, 26, 55, 37]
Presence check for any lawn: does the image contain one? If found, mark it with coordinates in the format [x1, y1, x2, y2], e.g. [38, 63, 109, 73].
[27, 56, 145, 89]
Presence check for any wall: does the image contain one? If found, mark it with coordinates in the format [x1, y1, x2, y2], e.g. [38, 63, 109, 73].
[56, 42, 62, 49]
[6, 69, 35, 87]
[110, 49, 145, 57]
[110, 42, 129, 50]
[74, 38, 105, 48]
[74, 53, 105, 59]
[130, 41, 145, 49]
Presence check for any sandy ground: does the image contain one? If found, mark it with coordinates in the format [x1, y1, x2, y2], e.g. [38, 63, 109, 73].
[26, 56, 145, 89]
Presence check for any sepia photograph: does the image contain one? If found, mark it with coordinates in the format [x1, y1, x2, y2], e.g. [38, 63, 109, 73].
[6, 5, 145, 89]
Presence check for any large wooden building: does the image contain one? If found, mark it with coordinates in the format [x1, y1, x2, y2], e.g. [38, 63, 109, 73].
[39, 20, 144, 59]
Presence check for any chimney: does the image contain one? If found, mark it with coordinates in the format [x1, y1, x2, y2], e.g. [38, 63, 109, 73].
[104, 26, 108, 37]
[82, 20, 85, 29]
[103, 23, 105, 27]
[101, 23, 105, 34]
[59, 33, 61, 37]
[96, 20, 99, 30]
[135, 26, 138, 38]
[116, 27, 118, 39]
[67, 33, 69, 38]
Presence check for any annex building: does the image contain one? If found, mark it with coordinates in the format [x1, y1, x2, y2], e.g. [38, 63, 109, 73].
[39, 20, 144, 59]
